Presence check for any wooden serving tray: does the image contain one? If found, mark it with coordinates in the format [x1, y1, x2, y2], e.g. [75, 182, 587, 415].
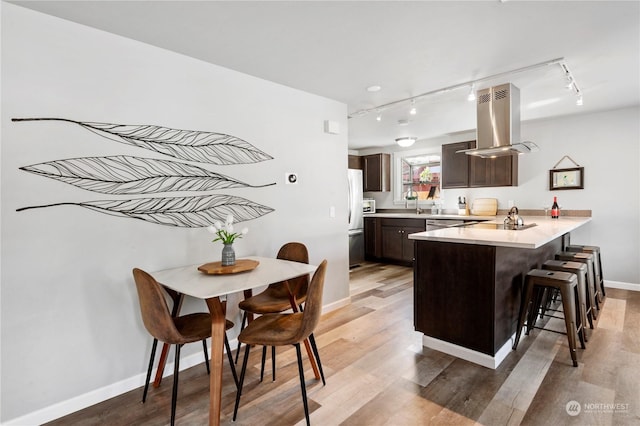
[198, 259, 259, 275]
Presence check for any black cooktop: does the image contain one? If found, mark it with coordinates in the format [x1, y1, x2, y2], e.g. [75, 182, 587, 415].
[466, 222, 537, 231]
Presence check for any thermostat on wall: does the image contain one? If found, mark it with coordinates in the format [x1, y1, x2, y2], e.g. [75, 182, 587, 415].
[285, 172, 298, 184]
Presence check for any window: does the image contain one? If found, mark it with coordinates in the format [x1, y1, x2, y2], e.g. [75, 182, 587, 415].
[393, 151, 441, 204]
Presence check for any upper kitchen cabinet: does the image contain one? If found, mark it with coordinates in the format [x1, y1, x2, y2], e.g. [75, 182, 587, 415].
[441, 141, 472, 188]
[441, 141, 518, 188]
[469, 154, 518, 187]
[363, 153, 391, 192]
[348, 155, 363, 170]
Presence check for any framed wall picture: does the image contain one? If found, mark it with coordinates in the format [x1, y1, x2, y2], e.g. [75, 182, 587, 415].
[549, 167, 584, 190]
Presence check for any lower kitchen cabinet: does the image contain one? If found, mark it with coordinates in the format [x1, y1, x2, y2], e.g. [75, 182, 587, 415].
[364, 217, 380, 259]
[380, 218, 425, 264]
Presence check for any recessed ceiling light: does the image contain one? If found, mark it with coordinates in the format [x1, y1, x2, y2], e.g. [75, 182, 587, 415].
[366, 85, 381, 92]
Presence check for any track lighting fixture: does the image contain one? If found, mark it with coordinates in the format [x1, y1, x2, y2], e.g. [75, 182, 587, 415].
[348, 57, 584, 119]
[467, 84, 476, 102]
[576, 95, 583, 106]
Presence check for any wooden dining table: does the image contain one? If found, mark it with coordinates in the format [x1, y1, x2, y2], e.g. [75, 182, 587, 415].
[152, 256, 317, 426]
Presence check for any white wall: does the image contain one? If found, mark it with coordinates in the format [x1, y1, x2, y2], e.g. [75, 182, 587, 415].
[1, 3, 349, 422]
[361, 107, 640, 286]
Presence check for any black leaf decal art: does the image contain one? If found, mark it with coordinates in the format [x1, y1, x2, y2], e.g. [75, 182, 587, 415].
[12, 118, 274, 165]
[16, 195, 274, 228]
[19, 156, 276, 195]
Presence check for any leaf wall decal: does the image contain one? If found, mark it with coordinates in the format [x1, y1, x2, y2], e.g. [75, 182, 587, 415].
[19, 156, 276, 194]
[12, 118, 274, 165]
[16, 195, 275, 228]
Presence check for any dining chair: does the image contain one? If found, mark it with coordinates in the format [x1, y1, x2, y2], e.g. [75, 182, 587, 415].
[233, 259, 328, 426]
[235, 242, 310, 381]
[132, 268, 238, 426]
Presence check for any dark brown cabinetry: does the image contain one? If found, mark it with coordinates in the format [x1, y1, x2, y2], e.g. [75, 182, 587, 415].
[365, 217, 425, 265]
[469, 154, 518, 187]
[364, 217, 380, 259]
[441, 141, 472, 188]
[363, 153, 391, 192]
[441, 141, 518, 188]
[348, 155, 363, 170]
[413, 237, 562, 355]
[380, 218, 425, 264]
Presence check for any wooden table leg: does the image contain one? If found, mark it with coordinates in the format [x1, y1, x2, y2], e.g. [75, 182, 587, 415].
[205, 297, 226, 426]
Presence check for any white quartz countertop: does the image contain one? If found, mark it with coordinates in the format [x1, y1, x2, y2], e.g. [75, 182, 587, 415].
[364, 213, 495, 220]
[408, 216, 591, 249]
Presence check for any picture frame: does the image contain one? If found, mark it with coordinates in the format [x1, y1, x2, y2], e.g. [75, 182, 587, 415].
[549, 166, 584, 190]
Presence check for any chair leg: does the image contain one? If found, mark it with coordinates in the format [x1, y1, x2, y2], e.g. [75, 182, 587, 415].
[171, 344, 181, 426]
[295, 343, 311, 426]
[224, 333, 239, 389]
[308, 333, 326, 386]
[202, 340, 210, 375]
[142, 338, 159, 403]
[260, 345, 267, 382]
[272, 346, 276, 382]
[235, 311, 247, 364]
[233, 344, 252, 421]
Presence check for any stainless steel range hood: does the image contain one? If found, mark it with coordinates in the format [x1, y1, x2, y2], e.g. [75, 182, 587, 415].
[458, 83, 538, 158]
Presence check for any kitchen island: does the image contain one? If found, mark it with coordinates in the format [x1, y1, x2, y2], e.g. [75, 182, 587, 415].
[408, 217, 591, 368]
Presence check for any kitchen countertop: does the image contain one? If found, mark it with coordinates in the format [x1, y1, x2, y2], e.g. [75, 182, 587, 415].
[408, 216, 591, 249]
[364, 213, 496, 220]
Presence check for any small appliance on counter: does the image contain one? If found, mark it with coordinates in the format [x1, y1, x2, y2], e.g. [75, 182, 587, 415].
[363, 198, 376, 214]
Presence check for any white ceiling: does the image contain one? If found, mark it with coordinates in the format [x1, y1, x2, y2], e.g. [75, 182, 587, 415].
[9, 1, 640, 150]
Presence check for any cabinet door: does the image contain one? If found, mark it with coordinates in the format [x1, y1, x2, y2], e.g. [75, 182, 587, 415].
[442, 141, 472, 188]
[469, 155, 491, 187]
[381, 225, 404, 261]
[364, 217, 380, 259]
[470, 155, 518, 187]
[491, 155, 517, 186]
[402, 225, 425, 262]
[363, 154, 391, 192]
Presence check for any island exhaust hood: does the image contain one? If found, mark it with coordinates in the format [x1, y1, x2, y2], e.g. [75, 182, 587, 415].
[458, 83, 538, 158]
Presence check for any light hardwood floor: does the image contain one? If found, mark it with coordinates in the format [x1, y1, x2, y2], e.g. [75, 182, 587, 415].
[47, 262, 640, 425]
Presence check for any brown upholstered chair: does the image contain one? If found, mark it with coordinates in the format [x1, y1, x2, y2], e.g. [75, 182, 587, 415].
[132, 268, 237, 426]
[233, 260, 328, 426]
[235, 242, 310, 381]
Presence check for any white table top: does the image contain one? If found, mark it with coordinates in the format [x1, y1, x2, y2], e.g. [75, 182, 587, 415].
[152, 256, 317, 299]
[408, 216, 591, 249]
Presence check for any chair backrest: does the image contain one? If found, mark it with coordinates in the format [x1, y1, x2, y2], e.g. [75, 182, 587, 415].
[132, 268, 184, 344]
[270, 242, 310, 298]
[296, 260, 327, 342]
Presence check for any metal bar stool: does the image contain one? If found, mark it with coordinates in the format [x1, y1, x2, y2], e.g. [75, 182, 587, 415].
[567, 245, 605, 299]
[556, 251, 600, 314]
[513, 269, 584, 367]
[542, 260, 592, 340]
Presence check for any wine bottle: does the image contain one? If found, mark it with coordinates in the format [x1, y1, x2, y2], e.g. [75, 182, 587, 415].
[551, 196, 560, 219]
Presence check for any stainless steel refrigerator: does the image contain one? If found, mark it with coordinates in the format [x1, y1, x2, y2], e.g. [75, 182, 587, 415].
[348, 169, 365, 267]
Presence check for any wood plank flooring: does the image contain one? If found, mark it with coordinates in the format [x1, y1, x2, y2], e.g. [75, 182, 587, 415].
[46, 262, 640, 425]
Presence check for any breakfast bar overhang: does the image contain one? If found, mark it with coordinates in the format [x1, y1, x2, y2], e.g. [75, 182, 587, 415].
[408, 217, 591, 369]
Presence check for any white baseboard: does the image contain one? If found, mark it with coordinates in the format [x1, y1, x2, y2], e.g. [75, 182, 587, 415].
[3, 297, 352, 426]
[321, 296, 351, 314]
[422, 333, 517, 370]
[604, 280, 640, 292]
